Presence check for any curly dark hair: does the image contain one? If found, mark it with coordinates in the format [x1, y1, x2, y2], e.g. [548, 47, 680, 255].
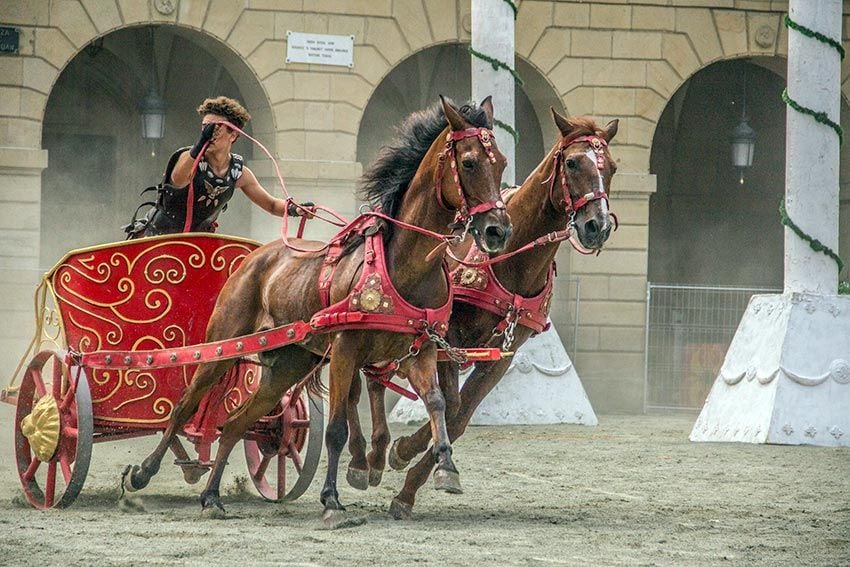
[196, 96, 252, 129]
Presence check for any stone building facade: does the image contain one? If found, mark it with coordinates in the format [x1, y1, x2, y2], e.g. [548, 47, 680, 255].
[2, 0, 849, 412]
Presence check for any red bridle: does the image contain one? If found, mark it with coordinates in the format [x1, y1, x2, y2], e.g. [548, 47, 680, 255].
[546, 134, 613, 222]
[434, 127, 507, 228]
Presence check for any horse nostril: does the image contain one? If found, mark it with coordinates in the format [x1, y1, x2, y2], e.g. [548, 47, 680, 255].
[485, 225, 506, 241]
[585, 219, 600, 238]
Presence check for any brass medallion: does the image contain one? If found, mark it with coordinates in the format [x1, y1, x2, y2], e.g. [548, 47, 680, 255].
[360, 289, 382, 312]
[21, 394, 60, 462]
[460, 268, 479, 286]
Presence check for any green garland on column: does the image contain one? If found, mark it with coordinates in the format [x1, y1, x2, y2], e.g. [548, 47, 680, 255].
[781, 14, 847, 293]
[494, 119, 519, 145]
[467, 46, 524, 86]
[502, 0, 518, 19]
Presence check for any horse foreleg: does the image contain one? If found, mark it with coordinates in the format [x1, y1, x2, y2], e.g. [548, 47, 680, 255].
[123, 359, 235, 492]
[389, 360, 458, 471]
[390, 358, 511, 520]
[320, 340, 359, 527]
[363, 377, 390, 487]
[400, 350, 459, 495]
[345, 373, 370, 490]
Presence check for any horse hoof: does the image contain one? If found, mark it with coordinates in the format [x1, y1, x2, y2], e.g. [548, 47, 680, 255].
[346, 466, 369, 491]
[121, 465, 143, 493]
[182, 466, 208, 485]
[387, 439, 410, 471]
[200, 504, 227, 520]
[322, 508, 347, 529]
[389, 498, 413, 521]
[368, 468, 383, 487]
[433, 469, 463, 494]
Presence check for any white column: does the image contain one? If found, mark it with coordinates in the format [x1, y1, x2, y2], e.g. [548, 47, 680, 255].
[472, 0, 516, 186]
[691, 0, 848, 447]
[783, 0, 841, 294]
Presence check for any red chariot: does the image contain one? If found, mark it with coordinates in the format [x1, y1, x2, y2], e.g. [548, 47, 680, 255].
[2, 234, 324, 509]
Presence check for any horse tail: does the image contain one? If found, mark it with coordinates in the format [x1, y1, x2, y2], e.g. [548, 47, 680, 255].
[300, 365, 328, 399]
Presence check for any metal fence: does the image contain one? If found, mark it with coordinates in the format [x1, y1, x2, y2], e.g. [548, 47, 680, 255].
[644, 283, 781, 411]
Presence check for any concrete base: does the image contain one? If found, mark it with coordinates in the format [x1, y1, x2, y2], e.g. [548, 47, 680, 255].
[389, 323, 598, 426]
[691, 293, 850, 446]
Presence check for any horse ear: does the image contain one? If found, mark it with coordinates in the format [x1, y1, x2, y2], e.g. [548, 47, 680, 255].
[441, 95, 467, 132]
[551, 107, 573, 137]
[480, 96, 495, 128]
[602, 119, 619, 142]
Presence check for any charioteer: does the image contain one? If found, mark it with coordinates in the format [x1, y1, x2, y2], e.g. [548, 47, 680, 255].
[126, 96, 310, 238]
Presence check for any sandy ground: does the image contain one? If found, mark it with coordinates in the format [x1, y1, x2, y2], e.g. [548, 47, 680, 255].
[0, 401, 848, 566]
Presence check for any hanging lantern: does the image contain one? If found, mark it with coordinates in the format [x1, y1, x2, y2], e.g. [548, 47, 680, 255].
[139, 87, 167, 140]
[730, 117, 756, 185]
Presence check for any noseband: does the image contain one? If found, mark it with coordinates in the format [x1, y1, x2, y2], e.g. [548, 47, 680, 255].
[435, 127, 506, 229]
[546, 134, 612, 222]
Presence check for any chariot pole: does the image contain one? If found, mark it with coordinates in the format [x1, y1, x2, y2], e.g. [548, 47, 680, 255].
[692, 0, 849, 446]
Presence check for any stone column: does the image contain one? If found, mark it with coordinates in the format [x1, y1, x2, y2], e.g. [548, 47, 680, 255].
[692, 0, 848, 447]
[783, 1, 841, 294]
[471, 0, 516, 186]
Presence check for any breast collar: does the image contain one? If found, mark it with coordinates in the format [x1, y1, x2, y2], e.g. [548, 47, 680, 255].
[450, 244, 554, 337]
[311, 218, 451, 339]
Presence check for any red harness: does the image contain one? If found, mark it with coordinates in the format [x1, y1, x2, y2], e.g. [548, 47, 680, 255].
[313, 218, 451, 339]
[451, 246, 554, 337]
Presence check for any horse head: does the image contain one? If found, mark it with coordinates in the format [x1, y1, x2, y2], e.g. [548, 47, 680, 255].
[549, 109, 619, 251]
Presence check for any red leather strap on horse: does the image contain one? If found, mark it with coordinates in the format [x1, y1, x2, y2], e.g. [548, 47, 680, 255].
[79, 320, 313, 370]
[451, 245, 555, 335]
[434, 127, 505, 225]
[311, 222, 452, 338]
[547, 134, 610, 217]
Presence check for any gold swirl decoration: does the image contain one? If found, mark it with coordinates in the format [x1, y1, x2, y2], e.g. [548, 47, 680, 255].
[210, 243, 256, 273]
[223, 387, 243, 414]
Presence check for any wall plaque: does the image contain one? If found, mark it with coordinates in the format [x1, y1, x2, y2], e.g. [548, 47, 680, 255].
[0, 26, 20, 54]
[286, 31, 354, 68]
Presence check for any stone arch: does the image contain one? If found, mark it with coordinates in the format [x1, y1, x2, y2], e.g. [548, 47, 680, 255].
[40, 23, 274, 264]
[355, 43, 563, 183]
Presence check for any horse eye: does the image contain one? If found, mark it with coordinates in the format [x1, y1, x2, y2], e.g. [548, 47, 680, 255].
[461, 158, 475, 170]
[565, 158, 578, 171]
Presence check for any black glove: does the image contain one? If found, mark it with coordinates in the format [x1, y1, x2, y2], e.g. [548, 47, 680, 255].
[287, 201, 315, 217]
[189, 123, 217, 158]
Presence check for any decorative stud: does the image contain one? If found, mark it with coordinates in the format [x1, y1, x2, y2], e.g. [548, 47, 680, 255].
[146, 355, 154, 365]
[124, 356, 132, 365]
[259, 337, 267, 346]
[287, 329, 296, 338]
[215, 346, 223, 356]
[105, 355, 112, 365]
[193, 351, 201, 360]
[170, 353, 177, 362]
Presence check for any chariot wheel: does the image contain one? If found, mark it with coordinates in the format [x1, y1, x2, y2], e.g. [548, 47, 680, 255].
[244, 387, 323, 502]
[14, 350, 93, 509]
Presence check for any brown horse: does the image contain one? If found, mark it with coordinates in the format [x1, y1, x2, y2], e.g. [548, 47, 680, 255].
[121, 97, 511, 526]
[346, 111, 618, 520]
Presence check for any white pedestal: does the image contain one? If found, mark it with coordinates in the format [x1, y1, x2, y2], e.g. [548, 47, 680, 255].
[390, 324, 598, 426]
[691, 293, 850, 446]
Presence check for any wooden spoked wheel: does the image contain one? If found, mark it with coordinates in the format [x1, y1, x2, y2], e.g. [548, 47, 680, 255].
[244, 388, 323, 503]
[14, 350, 93, 509]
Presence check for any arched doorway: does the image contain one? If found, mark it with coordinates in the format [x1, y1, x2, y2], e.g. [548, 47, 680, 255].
[355, 44, 555, 184]
[41, 25, 272, 266]
[648, 58, 788, 288]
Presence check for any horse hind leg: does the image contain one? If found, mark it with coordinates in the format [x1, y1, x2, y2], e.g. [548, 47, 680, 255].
[199, 349, 316, 516]
[345, 373, 370, 491]
[123, 359, 236, 493]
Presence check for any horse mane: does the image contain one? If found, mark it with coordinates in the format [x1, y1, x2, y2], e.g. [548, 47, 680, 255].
[359, 99, 492, 219]
[565, 116, 605, 138]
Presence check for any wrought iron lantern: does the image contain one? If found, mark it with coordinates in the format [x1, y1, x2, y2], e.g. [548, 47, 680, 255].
[731, 116, 756, 184]
[139, 87, 167, 140]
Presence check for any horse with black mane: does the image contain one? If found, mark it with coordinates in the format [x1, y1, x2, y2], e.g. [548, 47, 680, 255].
[345, 110, 619, 520]
[121, 96, 512, 527]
